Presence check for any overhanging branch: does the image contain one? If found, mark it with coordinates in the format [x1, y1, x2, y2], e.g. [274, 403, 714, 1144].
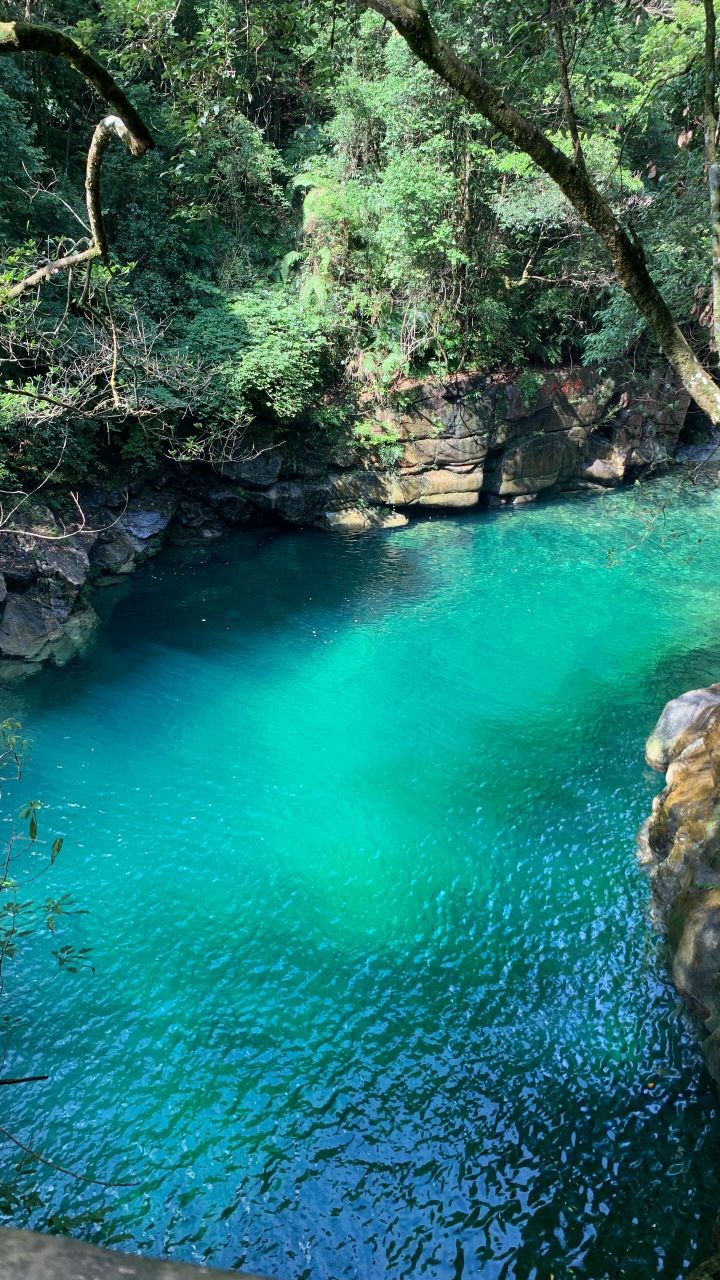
[0, 23, 153, 301]
[0, 22, 153, 155]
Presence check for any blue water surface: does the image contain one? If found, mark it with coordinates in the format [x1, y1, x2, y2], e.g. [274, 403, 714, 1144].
[2, 481, 720, 1279]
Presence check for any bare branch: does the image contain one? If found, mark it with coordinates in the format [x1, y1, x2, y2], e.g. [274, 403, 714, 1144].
[0, 1124, 139, 1187]
[6, 245, 98, 301]
[1, 23, 153, 300]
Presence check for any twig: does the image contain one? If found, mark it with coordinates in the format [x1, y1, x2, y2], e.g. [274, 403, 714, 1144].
[0, 1125, 139, 1187]
[0, 1075, 48, 1086]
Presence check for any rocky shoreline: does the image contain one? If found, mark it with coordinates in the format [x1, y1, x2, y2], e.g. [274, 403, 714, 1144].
[0, 364, 695, 675]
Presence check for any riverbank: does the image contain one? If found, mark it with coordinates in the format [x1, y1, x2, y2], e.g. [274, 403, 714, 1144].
[0, 364, 697, 676]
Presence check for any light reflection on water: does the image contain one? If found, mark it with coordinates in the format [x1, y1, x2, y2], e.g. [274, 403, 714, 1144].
[1, 481, 720, 1278]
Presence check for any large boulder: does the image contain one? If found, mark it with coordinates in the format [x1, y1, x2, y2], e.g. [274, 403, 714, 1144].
[388, 467, 484, 508]
[0, 585, 96, 664]
[118, 494, 179, 555]
[645, 685, 720, 770]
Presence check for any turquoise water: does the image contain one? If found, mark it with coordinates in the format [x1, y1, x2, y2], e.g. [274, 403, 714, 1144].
[3, 482, 720, 1278]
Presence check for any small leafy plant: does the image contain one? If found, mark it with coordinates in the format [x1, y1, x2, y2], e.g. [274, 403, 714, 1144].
[353, 417, 405, 468]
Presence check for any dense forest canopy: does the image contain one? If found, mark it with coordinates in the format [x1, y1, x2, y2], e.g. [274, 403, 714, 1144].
[0, 0, 717, 494]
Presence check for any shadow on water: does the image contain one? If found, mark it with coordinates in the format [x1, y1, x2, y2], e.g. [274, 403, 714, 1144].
[0, 524, 436, 724]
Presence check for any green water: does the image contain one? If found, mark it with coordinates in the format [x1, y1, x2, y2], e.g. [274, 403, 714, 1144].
[3, 482, 720, 1279]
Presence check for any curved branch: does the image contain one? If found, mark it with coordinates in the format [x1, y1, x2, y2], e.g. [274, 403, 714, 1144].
[6, 246, 98, 300]
[0, 23, 153, 301]
[0, 22, 153, 155]
[85, 115, 137, 263]
[7, 117, 136, 297]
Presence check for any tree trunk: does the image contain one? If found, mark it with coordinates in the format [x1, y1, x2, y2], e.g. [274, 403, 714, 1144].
[704, 0, 720, 357]
[363, 0, 720, 423]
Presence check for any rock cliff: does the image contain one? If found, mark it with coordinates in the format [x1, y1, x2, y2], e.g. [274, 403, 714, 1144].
[640, 686, 720, 1084]
[0, 365, 694, 673]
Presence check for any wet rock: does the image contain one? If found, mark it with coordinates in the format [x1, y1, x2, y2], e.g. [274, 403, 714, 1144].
[0, 581, 91, 663]
[0, 658, 43, 682]
[0, 594, 55, 659]
[581, 452, 626, 485]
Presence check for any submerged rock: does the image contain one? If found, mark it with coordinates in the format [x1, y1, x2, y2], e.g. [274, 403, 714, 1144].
[687, 1256, 720, 1280]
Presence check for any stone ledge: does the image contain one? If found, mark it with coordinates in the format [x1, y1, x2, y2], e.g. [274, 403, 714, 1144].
[0, 1229, 272, 1280]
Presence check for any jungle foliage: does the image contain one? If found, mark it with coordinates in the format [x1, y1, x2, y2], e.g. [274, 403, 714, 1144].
[0, 0, 716, 489]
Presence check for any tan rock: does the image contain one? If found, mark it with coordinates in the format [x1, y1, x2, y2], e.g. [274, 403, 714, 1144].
[317, 507, 408, 532]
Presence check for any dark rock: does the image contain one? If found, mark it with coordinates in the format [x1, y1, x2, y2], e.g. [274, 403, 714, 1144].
[176, 498, 213, 529]
[0, 594, 55, 659]
[120, 495, 177, 543]
[28, 538, 91, 589]
[92, 530, 137, 575]
[0, 535, 38, 588]
[220, 450, 283, 488]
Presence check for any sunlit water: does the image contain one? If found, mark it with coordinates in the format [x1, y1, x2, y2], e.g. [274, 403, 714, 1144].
[2, 481, 720, 1279]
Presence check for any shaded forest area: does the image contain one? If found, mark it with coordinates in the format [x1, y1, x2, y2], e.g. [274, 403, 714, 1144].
[0, 0, 715, 494]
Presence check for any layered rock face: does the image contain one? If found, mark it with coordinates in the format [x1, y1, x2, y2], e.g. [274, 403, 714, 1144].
[640, 686, 720, 1083]
[0, 365, 692, 673]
